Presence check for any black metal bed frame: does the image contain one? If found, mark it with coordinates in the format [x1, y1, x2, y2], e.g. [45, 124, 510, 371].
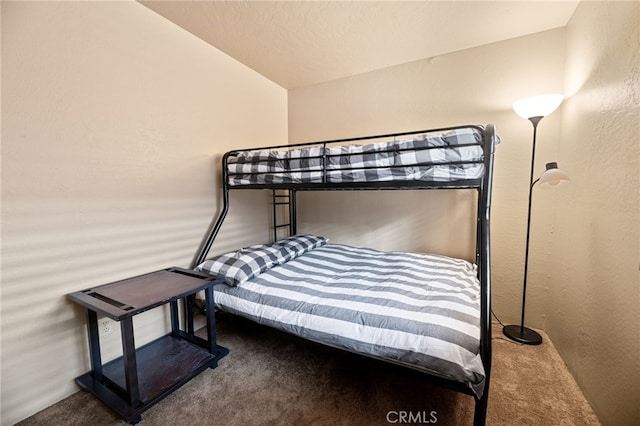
[190, 123, 497, 425]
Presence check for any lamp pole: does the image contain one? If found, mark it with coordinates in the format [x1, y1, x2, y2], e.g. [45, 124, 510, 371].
[504, 93, 565, 345]
[503, 116, 544, 345]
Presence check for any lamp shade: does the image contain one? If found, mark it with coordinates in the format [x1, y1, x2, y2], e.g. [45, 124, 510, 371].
[513, 94, 564, 119]
[538, 162, 571, 188]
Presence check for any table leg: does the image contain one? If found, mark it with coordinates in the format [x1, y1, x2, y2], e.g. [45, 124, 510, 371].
[120, 318, 140, 407]
[204, 286, 217, 354]
[86, 310, 103, 380]
[185, 295, 195, 334]
[170, 300, 179, 338]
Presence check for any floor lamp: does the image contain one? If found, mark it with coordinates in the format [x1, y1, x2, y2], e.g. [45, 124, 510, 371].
[503, 94, 571, 345]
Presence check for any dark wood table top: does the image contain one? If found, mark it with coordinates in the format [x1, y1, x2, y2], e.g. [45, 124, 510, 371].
[68, 267, 219, 320]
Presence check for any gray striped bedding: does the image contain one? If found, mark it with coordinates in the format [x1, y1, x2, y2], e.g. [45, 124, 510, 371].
[207, 243, 486, 397]
[227, 127, 484, 186]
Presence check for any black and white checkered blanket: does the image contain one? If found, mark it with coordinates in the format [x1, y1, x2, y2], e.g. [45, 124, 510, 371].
[228, 127, 485, 186]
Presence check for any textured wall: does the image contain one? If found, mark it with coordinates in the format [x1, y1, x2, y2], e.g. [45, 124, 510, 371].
[289, 29, 566, 329]
[1, 1, 287, 424]
[549, 1, 640, 425]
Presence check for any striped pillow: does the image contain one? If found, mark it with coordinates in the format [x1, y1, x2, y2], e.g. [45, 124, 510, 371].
[197, 234, 327, 286]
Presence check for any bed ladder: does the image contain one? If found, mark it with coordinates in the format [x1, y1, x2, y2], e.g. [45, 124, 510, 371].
[271, 189, 297, 241]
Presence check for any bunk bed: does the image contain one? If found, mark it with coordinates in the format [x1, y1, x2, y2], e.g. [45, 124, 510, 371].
[190, 124, 497, 425]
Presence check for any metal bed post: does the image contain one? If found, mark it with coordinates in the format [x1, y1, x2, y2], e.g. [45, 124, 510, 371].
[272, 190, 278, 242]
[191, 152, 233, 269]
[289, 189, 297, 235]
[187, 153, 232, 333]
[472, 124, 495, 426]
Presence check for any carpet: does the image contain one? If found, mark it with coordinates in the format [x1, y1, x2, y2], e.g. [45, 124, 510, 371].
[18, 315, 600, 425]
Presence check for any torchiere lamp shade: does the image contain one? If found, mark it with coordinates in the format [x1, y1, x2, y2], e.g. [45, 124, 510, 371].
[513, 94, 564, 120]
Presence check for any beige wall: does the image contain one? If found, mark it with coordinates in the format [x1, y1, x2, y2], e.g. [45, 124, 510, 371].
[289, 29, 566, 328]
[549, 2, 640, 425]
[0, 1, 287, 424]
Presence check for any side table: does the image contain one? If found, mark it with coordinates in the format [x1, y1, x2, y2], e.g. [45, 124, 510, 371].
[68, 267, 229, 424]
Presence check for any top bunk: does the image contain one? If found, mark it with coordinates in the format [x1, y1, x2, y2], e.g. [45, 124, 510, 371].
[222, 124, 498, 191]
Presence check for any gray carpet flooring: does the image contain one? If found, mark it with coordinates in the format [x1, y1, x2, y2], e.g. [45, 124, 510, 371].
[18, 315, 600, 425]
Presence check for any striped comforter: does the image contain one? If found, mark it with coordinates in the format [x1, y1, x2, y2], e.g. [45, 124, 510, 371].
[210, 243, 486, 397]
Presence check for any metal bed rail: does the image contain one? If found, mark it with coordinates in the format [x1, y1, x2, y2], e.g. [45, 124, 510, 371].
[224, 124, 487, 190]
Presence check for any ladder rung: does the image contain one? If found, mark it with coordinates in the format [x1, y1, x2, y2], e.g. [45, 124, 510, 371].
[275, 224, 290, 228]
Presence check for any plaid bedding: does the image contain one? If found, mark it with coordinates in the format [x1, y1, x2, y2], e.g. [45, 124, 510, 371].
[196, 234, 327, 286]
[228, 127, 484, 186]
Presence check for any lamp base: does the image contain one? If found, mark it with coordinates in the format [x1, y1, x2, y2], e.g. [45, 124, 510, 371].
[503, 325, 543, 345]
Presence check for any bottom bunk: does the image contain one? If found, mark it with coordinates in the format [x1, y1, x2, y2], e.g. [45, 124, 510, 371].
[195, 234, 490, 423]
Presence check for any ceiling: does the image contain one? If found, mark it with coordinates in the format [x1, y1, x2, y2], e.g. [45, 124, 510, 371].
[140, 1, 580, 89]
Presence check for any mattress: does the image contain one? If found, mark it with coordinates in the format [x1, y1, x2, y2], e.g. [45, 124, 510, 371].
[197, 238, 486, 397]
[227, 127, 485, 186]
